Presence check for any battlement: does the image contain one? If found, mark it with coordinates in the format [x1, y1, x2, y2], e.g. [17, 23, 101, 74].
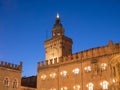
[38, 40, 120, 71]
[0, 61, 22, 71]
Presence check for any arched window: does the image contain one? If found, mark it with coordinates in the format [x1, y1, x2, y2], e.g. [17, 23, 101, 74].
[61, 86, 68, 90]
[73, 68, 79, 75]
[84, 66, 91, 72]
[101, 63, 107, 71]
[73, 84, 80, 90]
[100, 80, 109, 89]
[60, 71, 67, 77]
[86, 83, 94, 90]
[13, 79, 18, 88]
[4, 77, 9, 87]
[41, 74, 47, 80]
[50, 72, 56, 79]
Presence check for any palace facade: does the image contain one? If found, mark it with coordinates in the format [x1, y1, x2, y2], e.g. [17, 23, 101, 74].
[0, 14, 120, 90]
[37, 14, 120, 90]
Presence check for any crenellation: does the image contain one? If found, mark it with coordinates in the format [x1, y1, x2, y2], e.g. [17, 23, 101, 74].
[37, 62, 40, 72]
[77, 52, 82, 60]
[99, 46, 104, 55]
[87, 49, 93, 58]
[37, 42, 120, 69]
[118, 44, 120, 52]
[93, 48, 99, 57]
[62, 56, 66, 62]
[46, 60, 49, 65]
[82, 51, 87, 60]
[50, 59, 53, 65]
[0, 61, 22, 71]
[59, 57, 63, 63]
[114, 43, 120, 53]
[72, 53, 78, 60]
[68, 55, 72, 61]
[42, 61, 45, 66]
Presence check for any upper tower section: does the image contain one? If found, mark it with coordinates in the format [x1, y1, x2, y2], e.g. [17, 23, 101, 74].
[52, 13, 64, 37]
[44, 14, 73, 63]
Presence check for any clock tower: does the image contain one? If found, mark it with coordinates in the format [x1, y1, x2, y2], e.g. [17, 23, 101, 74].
[44, 14, 73, 63]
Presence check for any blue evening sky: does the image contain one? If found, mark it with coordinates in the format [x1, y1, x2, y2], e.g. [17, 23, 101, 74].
[0, 0, 120, 76]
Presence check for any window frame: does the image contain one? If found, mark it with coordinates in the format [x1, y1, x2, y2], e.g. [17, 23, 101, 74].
[86, 82, 94, 90]
[73, 68, 80, 75]
[4, 77, 9, 87]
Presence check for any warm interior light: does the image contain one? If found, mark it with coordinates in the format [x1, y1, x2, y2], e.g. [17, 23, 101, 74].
[112, 79, 115, 83]
[60, 71, 67, 77]
[73, 68, 79, 75]
[84, 66, 91, 72]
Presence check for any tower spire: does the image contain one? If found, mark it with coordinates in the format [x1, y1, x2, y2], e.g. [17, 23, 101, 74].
[56, 13, 60, 24]
[52, 13, 64, 37]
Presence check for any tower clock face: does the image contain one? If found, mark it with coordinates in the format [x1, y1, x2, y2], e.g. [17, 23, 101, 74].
[49, 47, 59, 60]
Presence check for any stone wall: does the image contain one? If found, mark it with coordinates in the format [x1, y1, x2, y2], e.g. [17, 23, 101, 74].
[37, 41, 120, 90]
[0, 61, 22, 90]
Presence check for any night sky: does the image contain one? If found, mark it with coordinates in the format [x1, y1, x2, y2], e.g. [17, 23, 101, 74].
[0, 0, 120, 76]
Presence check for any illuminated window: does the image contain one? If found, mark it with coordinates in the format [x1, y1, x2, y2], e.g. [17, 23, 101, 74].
[100, 80, 109, 89]
[50, 88, 56, 90]
[57, 32, 60, 35]
[84, 66, 91, 72]
[61, 86, 68, 90]
[4, 77, 9, 87]
[13, 79, 18, 88]
[60, 71, 67, 77]
[73, 84, 80, 90]
[50, 72, 56, 79]
[41, 74, 47, 80]
[86, 83, 94, 90]
[112, 79, 116, 83]
[101, 63, 107, 70]
[73, 68, 79, 75]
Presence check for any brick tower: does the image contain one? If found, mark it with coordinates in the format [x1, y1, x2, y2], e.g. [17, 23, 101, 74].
[44, 14, 73, 63]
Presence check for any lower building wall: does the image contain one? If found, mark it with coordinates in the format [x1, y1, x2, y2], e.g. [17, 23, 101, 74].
[37, 53, 120, 90]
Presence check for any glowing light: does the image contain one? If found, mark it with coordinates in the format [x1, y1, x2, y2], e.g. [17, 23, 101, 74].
[50, 72, 56, 78]
[60, 71, 67, 77]
[112, 79, 115, 83]
[100, 80, 109, 89]
[56, 13, 59, 18]
[73, 85, 80, 90]
[84, 66, 91, 72]
[73, 68, 79, 75]
[41, 74, 46, 80]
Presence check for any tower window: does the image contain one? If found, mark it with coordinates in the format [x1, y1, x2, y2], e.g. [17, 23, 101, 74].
[86, 83, 94, 90]
[57, 32, 60, 35]
[100, 80, 109, 89]
[73, 68, 79, 75]
[60, 71, 67, 77]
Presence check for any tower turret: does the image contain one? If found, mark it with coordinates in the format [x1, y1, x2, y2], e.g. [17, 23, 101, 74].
[52, 13, 64, 37]
[44, 14, 73, 63]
